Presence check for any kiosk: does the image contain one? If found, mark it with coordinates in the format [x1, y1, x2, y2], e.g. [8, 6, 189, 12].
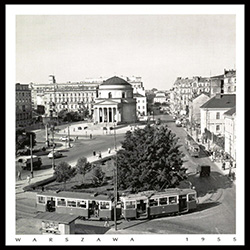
[35, 212, 79, 235]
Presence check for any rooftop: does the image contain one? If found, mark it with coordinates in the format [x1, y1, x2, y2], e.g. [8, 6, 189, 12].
[200, 94, 236, 109]
[35, 212, 79, 224]
[224, 106, 236, 116]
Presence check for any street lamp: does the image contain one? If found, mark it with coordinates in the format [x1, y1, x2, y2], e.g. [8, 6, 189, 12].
[23, 132, 34, 178]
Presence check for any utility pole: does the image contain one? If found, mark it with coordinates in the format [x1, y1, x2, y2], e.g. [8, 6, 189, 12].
[30, 134, 34, 178]
[51, 125, 55, 169]
[113, 122, 118, 231]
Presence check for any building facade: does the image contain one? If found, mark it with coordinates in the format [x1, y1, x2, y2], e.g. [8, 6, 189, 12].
[93, 76, 137, 124]
[188, 93, 210, 126]
[16, 83, 33, 127]
[30, 75, 99, 118]
[223, 69, 236, 94]
[153, 91, 166, 104]
[224, 107, 236, 160]
[200, 93, 236, 136]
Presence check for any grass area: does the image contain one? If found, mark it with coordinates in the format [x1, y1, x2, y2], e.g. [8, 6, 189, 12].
[44, 158, 116, 195]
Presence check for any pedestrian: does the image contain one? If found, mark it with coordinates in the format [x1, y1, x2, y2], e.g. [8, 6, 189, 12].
[17, 171, 21, 180]
[90, 134, 92, 139]
[27, 175, 31, 184]
[222, 161, 226, 170]
[108, 148, 111, 154]
[104, 216, 110, 227]
[99, 151, 102, 159]
[93, 150, 96, 156]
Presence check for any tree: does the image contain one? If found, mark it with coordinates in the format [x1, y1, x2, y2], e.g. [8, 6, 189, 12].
[54, 161, 76, 190]
[16, 129, 36, 155]
[90, 165, 105, 186]
[75, 157, 91, 183]
[116, 124, 187, 192]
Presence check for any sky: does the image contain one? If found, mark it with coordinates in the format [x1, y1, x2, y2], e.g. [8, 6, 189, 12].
[15, 12, 236, 90]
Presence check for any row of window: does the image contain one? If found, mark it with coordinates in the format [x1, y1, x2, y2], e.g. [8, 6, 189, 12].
[37, 196, 111, 210]
[49, 97, 95, 103]
[49, 92, 95, 97]
[123, 194, 196, 209]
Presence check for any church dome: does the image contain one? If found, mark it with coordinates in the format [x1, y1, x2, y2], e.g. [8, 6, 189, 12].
[101, 76, 131, 86]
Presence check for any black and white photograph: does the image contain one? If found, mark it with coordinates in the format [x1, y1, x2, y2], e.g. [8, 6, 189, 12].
[6, 4, 245, 246]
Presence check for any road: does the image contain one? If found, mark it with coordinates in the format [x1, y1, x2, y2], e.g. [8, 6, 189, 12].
[15, 115, 236, 234]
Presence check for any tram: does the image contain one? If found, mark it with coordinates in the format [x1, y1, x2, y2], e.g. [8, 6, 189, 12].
[36, 191, 118, 220]
[36, 188, 197, 221]
[120, 188, 197, 220]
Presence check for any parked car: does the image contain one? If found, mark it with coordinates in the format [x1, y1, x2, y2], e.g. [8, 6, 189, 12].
[155, 118, 161, 125]
[16, 155, 42, 170]
[48, 151, 62, 159]
[59, 136, 73, 141]
[175, 119, 182, 127]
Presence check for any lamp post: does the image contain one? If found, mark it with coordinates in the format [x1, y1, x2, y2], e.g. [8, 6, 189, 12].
[51, 125, 55, 170]
[30, 134, 34, 178]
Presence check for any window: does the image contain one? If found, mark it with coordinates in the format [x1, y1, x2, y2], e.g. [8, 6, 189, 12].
[149, 198, 158, 207]
[77, 200, 87, 209]
[67, 199, 76, 207]
[125, 200, 136, 209]
[100, 201, 110, 210]
[159, 197, 168, 205]
[122, 92, 125, 98]
[108, 92, 112, 98]
[216, 112, 220, 119]
[57, 198, 66, 206]
[216, 125, 220, 131]
[188, 193, 196, 201]
[169, 196, 177, 204]
[37, 196, 45, 204]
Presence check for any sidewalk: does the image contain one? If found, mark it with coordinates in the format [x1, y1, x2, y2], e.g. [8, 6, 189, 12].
[183, 127, 236, 183]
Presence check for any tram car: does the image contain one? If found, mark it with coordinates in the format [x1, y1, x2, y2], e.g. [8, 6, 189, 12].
[36, 188, 197, 221]
[36, 191, 119, 220]
[120, 188, 197, 220]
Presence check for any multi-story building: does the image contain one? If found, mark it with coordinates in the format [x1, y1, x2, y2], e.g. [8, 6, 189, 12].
[153, 91, 166, 104]
[134, 93, 147, 117]
[188, 93, 210, 126]
[200, 93, 236, 136]
[16, 83, 33, 127]
[223, 69, 236, 94]
[30, 75, 99, 118]
[30, 75, 147, 120]
[224, 107, 236, 160]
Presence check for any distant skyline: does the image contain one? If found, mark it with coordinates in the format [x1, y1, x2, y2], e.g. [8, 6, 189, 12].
[16, 12, 236, 90]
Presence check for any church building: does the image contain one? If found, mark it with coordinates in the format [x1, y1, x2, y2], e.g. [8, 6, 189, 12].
[93, 76, 137, 124]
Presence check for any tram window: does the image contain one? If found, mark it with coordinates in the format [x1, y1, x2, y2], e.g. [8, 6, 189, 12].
[37, 196, 45, 204]
[169, 196, 177, 204]
[126, 201, 136, 209]
[77, 200, 87, 209]
[67, 200, 76, 207]
[159, 197, 168, 205]
[188, 193, 196, 201]
[100, 201, 110, 210]
[57, 198, 66, 206]
[149, 198, 158, 206]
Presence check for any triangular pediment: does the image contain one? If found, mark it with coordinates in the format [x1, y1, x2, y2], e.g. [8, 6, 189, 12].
[94, 99, 120, 106]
